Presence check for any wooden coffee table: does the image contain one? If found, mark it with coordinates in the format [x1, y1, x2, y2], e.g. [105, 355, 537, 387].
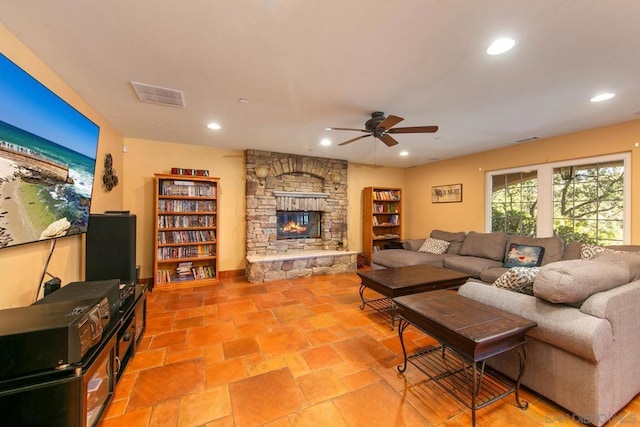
[357, 264, 470, 329]
[394, 290, 537, 426]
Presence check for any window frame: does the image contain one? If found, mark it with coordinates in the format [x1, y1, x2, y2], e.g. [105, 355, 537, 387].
[485, 153, 631, 242]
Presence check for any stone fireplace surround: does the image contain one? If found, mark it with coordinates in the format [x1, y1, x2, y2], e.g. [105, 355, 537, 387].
[245, 150, 357, 282]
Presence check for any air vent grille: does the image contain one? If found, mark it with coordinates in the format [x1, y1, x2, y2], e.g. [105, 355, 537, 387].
[130, 81, 185, 107]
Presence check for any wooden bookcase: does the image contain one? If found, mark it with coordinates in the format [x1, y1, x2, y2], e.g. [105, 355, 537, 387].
[362, 187, 402, 265]
[153, 174, 219, 287]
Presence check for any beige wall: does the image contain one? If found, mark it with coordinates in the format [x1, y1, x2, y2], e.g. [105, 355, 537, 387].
[121, 138, 246, 280]
[405, 119, 640, 242]
[346, 164, 406, 252]
[0, 25, 124, 309]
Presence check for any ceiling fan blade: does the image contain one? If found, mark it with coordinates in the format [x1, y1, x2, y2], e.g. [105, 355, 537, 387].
[377, 115, 404, 130]
[326, 127, 369, 133]
[338, 134, 372, 146]
[388, 125, 439, 134]
[379, 134, 399, 147]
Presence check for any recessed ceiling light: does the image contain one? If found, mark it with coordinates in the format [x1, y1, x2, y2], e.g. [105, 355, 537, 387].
[320, 138, 331, 146]
[487, 38, 516, 55]
[399, 151, 409, 156]
[238, 98, 249, 104]
[590, 93, 615, 103]
[207, 123, 221, 130]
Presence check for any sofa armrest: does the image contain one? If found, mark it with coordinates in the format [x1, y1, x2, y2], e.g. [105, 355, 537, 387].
[403, 238, 426, 251]
[580, 280, 640, 338]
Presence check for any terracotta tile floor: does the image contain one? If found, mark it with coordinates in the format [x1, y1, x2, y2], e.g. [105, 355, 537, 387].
[99, 272, 640, 426]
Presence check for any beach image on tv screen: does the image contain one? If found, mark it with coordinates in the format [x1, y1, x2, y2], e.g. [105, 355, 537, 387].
[0, 54, 99, 248]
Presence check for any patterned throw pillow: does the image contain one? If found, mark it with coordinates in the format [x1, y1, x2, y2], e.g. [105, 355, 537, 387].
[580, 244, 614, 260]
[493, 267, 540, 295]
[418, 237, 450, 254]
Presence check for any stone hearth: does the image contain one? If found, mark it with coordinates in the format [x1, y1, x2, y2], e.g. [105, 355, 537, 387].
[245, 150, 356, 282]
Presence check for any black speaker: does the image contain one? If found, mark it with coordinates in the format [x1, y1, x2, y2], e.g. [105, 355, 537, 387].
[85, 213, 137, 284]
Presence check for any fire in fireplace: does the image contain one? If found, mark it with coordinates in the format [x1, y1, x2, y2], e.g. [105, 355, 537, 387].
[277, 211, 321, 240]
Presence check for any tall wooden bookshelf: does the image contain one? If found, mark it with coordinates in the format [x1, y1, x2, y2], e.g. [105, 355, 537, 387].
[154, 174, 219, 287]
[362, 187, 402, 265]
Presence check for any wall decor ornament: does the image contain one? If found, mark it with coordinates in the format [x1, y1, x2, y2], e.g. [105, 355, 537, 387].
[431, 183, 462, 203]
[102, 153, 119, 192]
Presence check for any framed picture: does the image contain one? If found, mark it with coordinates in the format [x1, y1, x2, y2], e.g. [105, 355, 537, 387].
[431, 183, 463, 203]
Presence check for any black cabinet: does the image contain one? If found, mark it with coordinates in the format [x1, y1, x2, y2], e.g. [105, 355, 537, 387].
[0, 284, 146, 426]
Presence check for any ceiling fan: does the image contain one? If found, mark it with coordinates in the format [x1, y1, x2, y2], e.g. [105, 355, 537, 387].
[326, 111, 438, 147]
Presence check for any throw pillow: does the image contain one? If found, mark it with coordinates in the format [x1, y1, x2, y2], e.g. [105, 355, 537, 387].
[504, 243, 545, 268]
[580, 244, 614, 260]
[493, 267, 539, 295]
[533, 259, 630, 304]
[418, 237, 450, 254]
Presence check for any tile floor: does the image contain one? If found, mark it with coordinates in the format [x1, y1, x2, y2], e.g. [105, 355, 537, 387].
[99, 272, 640, 427]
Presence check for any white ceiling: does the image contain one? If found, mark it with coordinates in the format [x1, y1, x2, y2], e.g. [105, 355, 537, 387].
[2, 1, 640, 168]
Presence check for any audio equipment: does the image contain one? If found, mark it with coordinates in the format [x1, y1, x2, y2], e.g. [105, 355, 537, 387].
[85, 213, 137, 284]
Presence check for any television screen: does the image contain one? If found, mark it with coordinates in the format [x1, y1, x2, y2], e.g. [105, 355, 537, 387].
[0, 53, 100, 249]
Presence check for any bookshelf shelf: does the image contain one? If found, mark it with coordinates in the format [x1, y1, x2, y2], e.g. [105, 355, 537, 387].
[153, 174, 220, 287]
[363, 187, 402, 265]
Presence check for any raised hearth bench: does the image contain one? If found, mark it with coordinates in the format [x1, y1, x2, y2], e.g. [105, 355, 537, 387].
[246, 250, 358, 283]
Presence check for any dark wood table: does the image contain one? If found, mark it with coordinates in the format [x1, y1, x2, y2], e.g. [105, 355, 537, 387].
[394, 290, 537, 426]
[357, 264, 470, 329]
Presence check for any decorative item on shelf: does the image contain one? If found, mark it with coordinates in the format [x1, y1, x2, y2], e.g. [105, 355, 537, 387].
[431, 183, 463, 203]
[255, 165, 269, 186]
[171, 167, 209, 176]
[102, 153, 119, 192]
[331, 173, 341, 190]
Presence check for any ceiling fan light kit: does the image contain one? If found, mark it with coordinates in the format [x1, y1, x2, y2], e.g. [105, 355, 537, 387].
[328, 112, 438, 147]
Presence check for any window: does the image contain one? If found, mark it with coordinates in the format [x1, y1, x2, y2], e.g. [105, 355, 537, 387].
[491, 171, 537, 237]
[488, 154, 629, 244]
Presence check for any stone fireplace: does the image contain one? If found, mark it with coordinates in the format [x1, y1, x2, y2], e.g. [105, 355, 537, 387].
[245, 150, 357, 282]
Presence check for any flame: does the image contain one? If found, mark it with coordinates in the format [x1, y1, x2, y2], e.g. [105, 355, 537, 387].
[281, 221, 307, 234]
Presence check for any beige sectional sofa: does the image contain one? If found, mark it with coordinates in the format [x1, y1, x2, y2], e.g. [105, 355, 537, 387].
[372, 230, 640, 426]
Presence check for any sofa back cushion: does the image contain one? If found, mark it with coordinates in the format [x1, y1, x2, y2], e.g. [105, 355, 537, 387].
[533, 258, 630, 304]
[430, 230, 466, 254]
[458, 231, 508, 261]
[505, 235, 564, 265]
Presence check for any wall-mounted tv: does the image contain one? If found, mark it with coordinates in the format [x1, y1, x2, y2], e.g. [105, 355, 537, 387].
[0, 53, 100, 249]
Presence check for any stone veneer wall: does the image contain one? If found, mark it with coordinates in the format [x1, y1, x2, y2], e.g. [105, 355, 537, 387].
[245, 149, 348, 255]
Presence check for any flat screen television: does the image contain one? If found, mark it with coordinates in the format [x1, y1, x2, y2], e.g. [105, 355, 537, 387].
[0, 53, 100, 249]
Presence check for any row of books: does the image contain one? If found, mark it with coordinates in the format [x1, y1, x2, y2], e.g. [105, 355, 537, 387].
[157, 244, 216, 260]
[373, 190, 400, 201]
[156, 265, 216, 283]
[158, 215, 216, 228]
[158, 230, 216, 244]
[373, 202, 398, 213]
[372, 215, 399, 226]
[158, 199, 216, 212]
[160, 180, 216, 197]
[373, 233, 400, 239]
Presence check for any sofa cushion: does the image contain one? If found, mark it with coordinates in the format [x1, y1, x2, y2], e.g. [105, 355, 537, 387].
[480, 267, 508, 283]
[430, 230, 466, 254]
[503, 243, 545, 268]
[371, 249, 452, 268]
[592, 251, 640, 281]
[443, 256, 503, 278]
[533, 259, 630, 304]
[505, 235, 564, 265]
[418, 237, 450, 254]
[458, 231, 508, 261]
[493, 267, 540, 295]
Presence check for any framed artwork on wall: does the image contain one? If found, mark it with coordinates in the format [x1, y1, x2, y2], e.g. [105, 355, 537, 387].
[432, 183, 463, 203]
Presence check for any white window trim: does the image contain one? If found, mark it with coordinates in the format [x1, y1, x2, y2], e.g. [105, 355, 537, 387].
[485, 153, 631, 242]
